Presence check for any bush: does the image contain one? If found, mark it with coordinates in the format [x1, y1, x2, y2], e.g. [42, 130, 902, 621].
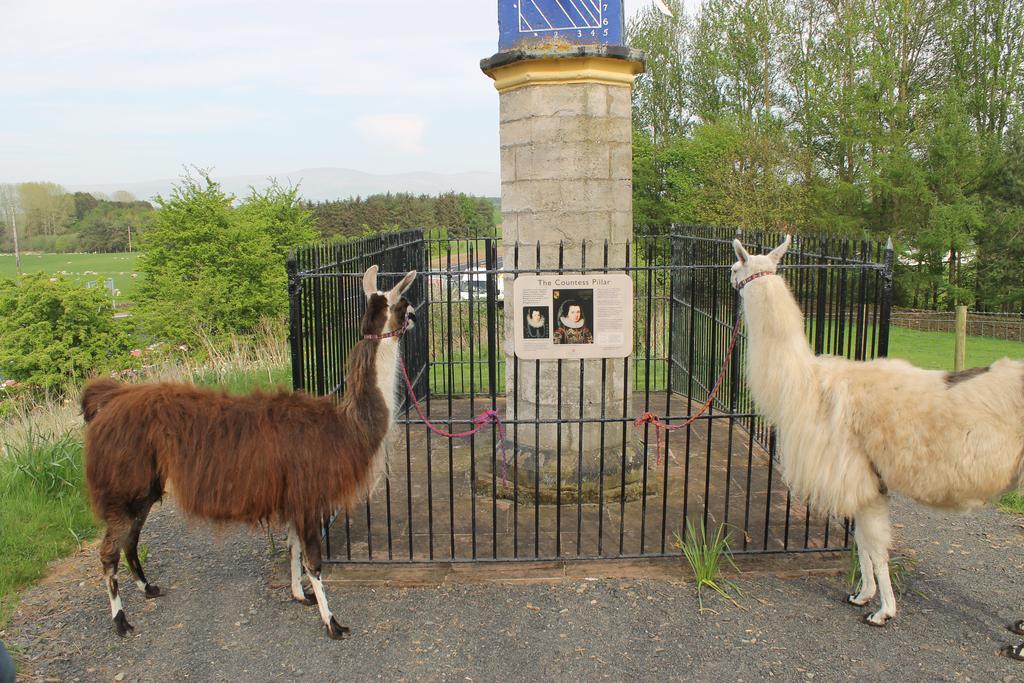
[135, 171, 316, 347]
[0, 273, 133, 390]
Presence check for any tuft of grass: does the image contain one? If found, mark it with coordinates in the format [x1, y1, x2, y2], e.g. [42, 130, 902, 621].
[846, 539, 917, 597]
[190, 319, 291, 392]
[675, 519, 742, 612]
[192, 365, 292, 394]
[998, 490, 1024, 515]
[0, 430, 98, 627]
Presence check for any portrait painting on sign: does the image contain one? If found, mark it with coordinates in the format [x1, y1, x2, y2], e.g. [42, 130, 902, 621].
[522, 306, 550, 340]
[552, 289, 594, 345]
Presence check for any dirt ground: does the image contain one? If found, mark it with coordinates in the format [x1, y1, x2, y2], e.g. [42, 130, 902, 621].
[4, 496, 1024, 682]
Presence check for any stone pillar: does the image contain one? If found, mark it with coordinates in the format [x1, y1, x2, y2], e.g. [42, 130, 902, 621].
[481, 46, 646, 502]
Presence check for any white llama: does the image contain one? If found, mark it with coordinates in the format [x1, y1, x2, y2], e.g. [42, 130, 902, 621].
[732, 235, 1024, 655]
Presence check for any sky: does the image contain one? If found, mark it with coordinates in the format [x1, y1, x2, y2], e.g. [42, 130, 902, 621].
[0, 1, 693, 189]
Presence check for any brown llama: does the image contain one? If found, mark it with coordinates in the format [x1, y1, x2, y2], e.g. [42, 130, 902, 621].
[82, 265, 416, 640]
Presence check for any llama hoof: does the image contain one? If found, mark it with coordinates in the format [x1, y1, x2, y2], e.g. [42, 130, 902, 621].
[1001, 643, 1024, 661]
[295, 591, 317, 606]
[144, 584, 162, 599]
[861, 612, 892, 628]
[325, 616, 350, 640]
[113, 610, 134, 637]
[1007, 620, 1024, 636]
[847, 593, 870, 607]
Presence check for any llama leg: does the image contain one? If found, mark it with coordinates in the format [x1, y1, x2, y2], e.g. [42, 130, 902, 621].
[848, 520, 877, 607]
[100, 520, 133, 637]
[856, 500, 896, 626]
[301, 528, 350, 640]
[287, 524, 316, 606]
[124, 500, 160, 599]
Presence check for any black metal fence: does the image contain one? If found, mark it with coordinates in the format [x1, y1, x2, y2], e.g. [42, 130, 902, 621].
[287, 226, 893, 563]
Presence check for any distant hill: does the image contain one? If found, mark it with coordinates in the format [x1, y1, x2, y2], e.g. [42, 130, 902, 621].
[68, 168, 500, 203]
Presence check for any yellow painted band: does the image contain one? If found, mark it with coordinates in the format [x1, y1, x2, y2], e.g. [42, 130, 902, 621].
[484, 56, 643, 93]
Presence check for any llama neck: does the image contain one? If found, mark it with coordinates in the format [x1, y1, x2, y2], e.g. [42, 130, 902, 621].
[373, 337, 401, 424]
[741, 276, 816, 424]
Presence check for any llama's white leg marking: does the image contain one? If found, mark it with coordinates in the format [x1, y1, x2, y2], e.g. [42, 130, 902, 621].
[287, 526, 306, 602]
[308, 571, 333, 625]
[104, 566, 133, 636]
[856, 499, 896, 626]
[105, 569, 124, 619]
[868, 558, 897, 626]
[135, 579, 148, 594]
[305, 569, 350, 639]
[849, 523, 877, 606]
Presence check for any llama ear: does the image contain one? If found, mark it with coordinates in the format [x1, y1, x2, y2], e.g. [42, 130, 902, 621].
[387, 270, 417, 304]
[733, 239, 750, 264]
[768, 235, 792, 264]
[362, 265, 379, 297]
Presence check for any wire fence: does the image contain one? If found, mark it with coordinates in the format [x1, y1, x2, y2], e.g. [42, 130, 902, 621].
[891, 309, 1024, 342]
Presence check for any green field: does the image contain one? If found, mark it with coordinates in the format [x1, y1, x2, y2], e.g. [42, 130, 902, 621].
[887, 326, 1024, 370]
[0, 252, 142, 300]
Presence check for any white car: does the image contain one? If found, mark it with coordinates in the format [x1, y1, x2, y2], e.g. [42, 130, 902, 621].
[458, 272, 505, 301]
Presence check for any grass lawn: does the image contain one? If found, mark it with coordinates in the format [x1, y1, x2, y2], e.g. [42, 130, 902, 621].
[0, 433, 97, 626]
[0, 252, 142, 300]
[887, 326, 1024, 370]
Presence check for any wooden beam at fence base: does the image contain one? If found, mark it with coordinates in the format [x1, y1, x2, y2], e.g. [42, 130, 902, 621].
[271, 553, 847, 588]
[954, 305, 968, 372]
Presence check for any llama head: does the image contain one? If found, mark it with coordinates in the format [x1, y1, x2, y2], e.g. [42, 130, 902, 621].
[361, 265, 418, 337]
[731, 235, 791, 291]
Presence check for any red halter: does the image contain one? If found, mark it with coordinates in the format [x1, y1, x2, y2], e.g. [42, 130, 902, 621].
[364, 318, 410, 341]
[735, 270, 774, 291]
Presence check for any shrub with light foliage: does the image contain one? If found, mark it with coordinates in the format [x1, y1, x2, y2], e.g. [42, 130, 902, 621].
[0, 273, 133, 390]
[135, 172, 317, 348]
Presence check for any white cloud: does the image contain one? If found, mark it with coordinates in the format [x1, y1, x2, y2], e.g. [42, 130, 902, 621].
[356, 114, 426, 156]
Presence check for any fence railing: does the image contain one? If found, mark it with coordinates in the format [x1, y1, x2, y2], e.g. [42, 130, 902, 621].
[287, 225, 892, 564]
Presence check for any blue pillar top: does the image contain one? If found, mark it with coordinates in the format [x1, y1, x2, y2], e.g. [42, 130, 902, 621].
[498, 0, 625, 51]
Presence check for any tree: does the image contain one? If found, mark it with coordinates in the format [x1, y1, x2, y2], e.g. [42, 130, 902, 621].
[72, 192, 99, 220]
[0, 184, 22, 273]
[685, 0, 789, 124]
[975, 123, 1024, 310]
[233, 181, 317, 259]
[940, 0, 1024, 143]
[76, 200, 155, 253]
[17, 182, 73, 237]
[628, 0, 690, 144]
[626, 0, 1024, 308]
[135, 171, 316, 346]
[0, 273, 133, 390]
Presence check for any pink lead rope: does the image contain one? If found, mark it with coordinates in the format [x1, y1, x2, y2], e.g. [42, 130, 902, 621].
[398, 357, 509, 487]
[367, 320, 510, 487]
[632, 317, 743, 468]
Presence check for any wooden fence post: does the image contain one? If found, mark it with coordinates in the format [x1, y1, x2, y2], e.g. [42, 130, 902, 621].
[954, 305, 968, 372]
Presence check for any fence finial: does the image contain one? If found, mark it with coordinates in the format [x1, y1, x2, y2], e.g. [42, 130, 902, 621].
[885, 236, 894, 251]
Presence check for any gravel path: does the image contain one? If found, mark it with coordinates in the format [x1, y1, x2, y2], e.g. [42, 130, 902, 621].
[5, 496, 1024, 682]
